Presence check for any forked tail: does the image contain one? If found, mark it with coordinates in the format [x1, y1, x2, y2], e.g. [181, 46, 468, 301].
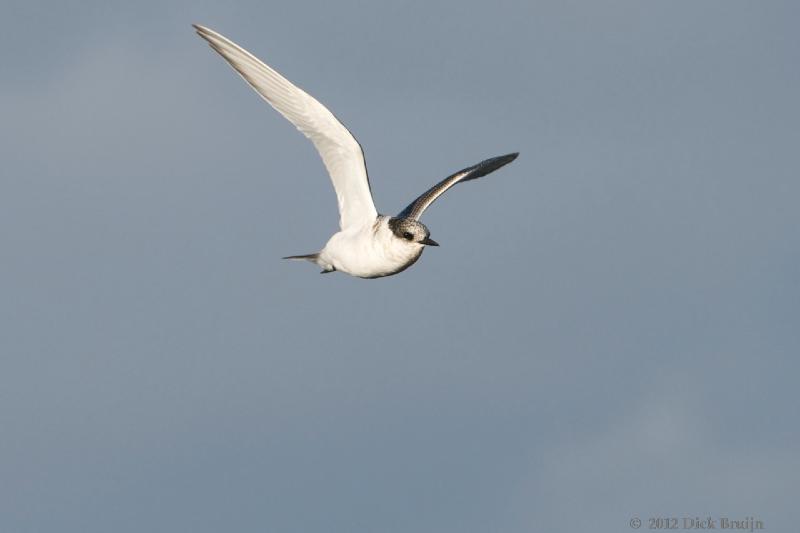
[282, 253, 320, 263]
[282, 252, 336, 274]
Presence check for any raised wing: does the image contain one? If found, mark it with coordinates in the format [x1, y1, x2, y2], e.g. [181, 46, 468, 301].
[194, 24, 378, 230]
[397, 153, 519, 220]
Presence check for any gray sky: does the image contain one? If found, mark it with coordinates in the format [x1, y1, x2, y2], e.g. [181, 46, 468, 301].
[2, 1, 798, 532]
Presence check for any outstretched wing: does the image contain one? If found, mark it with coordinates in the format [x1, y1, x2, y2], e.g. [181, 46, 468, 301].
[194, 24, 378, 230]
[397, 153, 519, 220]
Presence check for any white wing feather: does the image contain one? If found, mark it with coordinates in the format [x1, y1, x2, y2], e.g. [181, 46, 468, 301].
[194, 24, 377, 230]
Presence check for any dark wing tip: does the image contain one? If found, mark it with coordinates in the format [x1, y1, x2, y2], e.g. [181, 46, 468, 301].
[480, 151, 519, 171]
[193, 24, 210, 42]
[193, 24, 217, 42]
[462, 152, 520, 182]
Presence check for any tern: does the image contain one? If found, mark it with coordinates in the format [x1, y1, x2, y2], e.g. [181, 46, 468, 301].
[194, 24, 519, 278]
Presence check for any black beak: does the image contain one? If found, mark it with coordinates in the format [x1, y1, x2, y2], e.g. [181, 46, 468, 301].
[421, 237, 439, 246]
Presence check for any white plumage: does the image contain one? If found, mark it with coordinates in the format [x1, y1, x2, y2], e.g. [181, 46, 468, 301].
[194, 24, 376, 231]
[194, 24, 518, 279]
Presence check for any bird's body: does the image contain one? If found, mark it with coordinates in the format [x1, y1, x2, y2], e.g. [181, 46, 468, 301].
[311, 216, 424, 278]
[194, 24, 518, 278]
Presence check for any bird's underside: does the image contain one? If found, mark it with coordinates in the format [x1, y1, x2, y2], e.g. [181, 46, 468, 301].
[194, 24, 519, 278]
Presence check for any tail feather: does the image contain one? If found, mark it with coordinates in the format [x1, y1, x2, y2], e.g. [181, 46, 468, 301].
[283, 252, 336, 274]
[282, 253, 320, 262]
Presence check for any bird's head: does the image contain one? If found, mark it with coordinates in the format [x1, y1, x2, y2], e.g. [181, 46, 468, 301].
[388, 217, 439, 247]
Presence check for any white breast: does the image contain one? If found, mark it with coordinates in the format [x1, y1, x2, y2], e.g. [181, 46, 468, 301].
[319, 217, 424, 278]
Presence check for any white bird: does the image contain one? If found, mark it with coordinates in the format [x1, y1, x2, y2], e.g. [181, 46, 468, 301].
[194, 24, 518, 278]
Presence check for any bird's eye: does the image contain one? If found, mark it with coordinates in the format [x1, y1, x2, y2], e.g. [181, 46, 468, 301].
[402, 232, 414, 241]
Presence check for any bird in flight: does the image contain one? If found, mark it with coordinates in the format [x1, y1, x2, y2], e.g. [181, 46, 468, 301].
[193, 24, 518, 278]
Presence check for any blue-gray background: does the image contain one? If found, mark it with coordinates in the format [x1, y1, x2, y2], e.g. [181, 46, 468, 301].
[2, 1, 798, 532]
